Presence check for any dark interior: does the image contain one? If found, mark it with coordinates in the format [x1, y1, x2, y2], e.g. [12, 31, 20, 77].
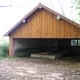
[15, 38, 80, 57]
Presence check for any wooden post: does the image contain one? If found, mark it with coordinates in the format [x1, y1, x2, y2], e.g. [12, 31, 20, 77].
[9, 37, 15, 57]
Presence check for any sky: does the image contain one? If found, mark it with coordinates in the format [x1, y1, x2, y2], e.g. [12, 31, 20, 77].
[0, 0, 78, 36]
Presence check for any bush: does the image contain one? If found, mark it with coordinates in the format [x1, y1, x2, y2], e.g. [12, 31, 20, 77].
[0, 41, 9, 57]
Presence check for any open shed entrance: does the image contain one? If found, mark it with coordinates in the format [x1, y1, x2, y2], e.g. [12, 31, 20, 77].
[15, 38, 80, 58]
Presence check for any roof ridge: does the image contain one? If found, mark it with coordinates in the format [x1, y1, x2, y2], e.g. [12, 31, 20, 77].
[38, 3, 42, 5]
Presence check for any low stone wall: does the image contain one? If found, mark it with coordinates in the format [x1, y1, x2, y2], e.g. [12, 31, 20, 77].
[31, 53, 62, 60]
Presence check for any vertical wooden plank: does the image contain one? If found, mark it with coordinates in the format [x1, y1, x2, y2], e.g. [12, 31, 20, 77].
[32, 14, 35, 38]
[40, 9, 43, 38]
[51, 14, 54, 38]
[71, 24, 74, 38]
[60, 20, 63, 38]
[47, 10, 49, 38]
[49, 12, 52, 38]
[53, 15, 56, 38]
[43, 9, 46, 38]
[40, 10, 42, 38]
[63, 20, 65, 38]
[22, 24, 24, 38]
[56, 18, 58, 38]
[58, 20, 61, 38]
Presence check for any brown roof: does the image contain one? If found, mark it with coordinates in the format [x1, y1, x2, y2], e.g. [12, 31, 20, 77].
[4, 3, 80, 36]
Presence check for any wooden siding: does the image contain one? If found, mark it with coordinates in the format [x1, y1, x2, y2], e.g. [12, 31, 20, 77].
[10, 9, 80, 38]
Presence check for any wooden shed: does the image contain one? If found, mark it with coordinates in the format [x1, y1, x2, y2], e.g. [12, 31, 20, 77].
[4, 3, 80, 57]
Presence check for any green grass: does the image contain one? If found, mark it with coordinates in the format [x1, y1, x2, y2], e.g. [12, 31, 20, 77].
[0, 37, 9, 57]
[4, 57, 20, 60]
[0, 56, 21, 60]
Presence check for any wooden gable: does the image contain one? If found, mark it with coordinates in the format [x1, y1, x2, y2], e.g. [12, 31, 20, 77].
[10, 8, 80, 38]
[4, 3, 80, 38]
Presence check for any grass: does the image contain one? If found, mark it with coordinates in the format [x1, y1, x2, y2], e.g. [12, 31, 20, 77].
[0, 56, 21, 61]
[0, 41, 9, 57]
[4, 57, 20, 60]
[0, 37, 9, 57]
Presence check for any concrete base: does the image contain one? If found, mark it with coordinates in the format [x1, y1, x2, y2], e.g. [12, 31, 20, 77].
[31, 53, 62, 60]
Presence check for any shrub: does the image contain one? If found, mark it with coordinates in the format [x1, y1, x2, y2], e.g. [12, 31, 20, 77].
[0, 41, 9, 57]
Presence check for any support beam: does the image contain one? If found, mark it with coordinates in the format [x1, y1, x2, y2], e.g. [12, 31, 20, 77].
[9, 37, 15, 57]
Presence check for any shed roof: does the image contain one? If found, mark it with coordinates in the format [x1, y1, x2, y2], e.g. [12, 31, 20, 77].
[4, 3, 80, 36]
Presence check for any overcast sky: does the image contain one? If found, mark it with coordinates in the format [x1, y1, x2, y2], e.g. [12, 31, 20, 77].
[0, 0, 77, 36]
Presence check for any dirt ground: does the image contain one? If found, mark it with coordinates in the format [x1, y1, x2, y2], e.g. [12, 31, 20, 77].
[0, 57, 80, 80]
